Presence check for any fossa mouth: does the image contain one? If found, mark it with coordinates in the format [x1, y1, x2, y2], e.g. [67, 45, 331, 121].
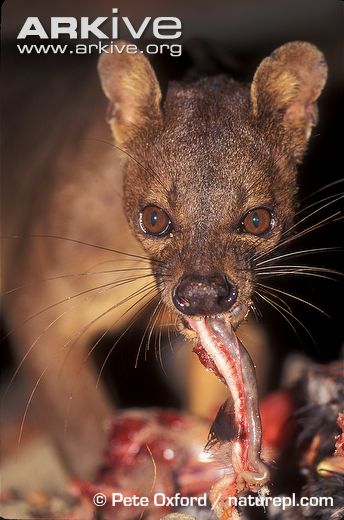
[176, 302, 250, 338]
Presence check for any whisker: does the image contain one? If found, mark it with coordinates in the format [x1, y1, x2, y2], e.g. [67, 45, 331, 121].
[256, 247, 339, 266]
[257, 270, 338, 282]
[256, 282, 330, 317]
[300, 178, 344, 202]
[96, 288, 159, 387]
[295, 191, 344, 217]
[157, 333, 168, 379]
[249, 302, 260, 321]
[154, 306, 165, 372]
[60, 279, 157, 376]
[3, 275, 155, 395]
[256, 264, 342, 274]
[136, 444, 158, 519]
[145, 300, 163, 361]
[135, 297, 162, 367]
[167, 309, 176, 354]
[255, 290, 300, 343]
[3, 312, 66, 397]
[254, 211, 341, 263]
[280, 194, 343, 238]
[254, 285, 292, 313]
[64, 283, 158, 431]
[17, 366, 48, 454]
[1, 266, 153, 297]
[2, 233, 163, 265]
[1, 273, 154, 346]
[146, 443, 158, 495]
[88, 285, 158, 364]
[256, 263, 342, 282]
[282, 211, 341, 242]
[256, 289, 315, 344]
[150, 304, 168, 376]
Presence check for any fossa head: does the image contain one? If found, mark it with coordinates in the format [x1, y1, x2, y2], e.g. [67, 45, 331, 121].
[98, 41, 327, 332]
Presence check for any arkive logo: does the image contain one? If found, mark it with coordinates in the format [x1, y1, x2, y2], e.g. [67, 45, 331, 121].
[17, 8, 182, 40]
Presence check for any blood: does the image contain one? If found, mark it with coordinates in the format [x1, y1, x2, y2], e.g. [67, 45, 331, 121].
[191, 317, 270, 517]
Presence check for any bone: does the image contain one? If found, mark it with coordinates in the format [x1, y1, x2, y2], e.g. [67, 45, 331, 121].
[192, 316, 270, 516]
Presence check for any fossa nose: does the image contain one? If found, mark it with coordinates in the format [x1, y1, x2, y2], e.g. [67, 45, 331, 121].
[173, 274, 238, 316]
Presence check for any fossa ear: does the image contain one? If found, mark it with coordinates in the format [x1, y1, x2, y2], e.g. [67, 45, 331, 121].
[251, 41, 327, 161]
[98, 41, 162, 144]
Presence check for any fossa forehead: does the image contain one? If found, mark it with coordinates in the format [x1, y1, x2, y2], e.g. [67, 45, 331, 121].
[147, 125, 273, 189]
[151, 93, 272, 171]
[163, 76, 252, 127]
[132, 78, 275, 199]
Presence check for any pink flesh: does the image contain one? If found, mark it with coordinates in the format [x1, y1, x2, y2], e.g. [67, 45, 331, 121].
[192, 317, 270, 491]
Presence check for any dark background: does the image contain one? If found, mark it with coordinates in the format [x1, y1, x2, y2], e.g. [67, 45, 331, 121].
[1, 0, 343, 408]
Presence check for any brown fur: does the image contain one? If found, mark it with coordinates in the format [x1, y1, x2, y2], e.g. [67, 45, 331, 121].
[99, 41, 327, 328]
[2, 41, 327, 479]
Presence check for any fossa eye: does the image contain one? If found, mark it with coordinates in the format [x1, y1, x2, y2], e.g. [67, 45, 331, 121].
[140, 206, 173, 236]
[241, 207, 273, 236]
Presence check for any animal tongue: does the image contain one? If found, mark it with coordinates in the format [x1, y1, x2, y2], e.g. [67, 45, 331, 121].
[191, 316, 270, 494]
